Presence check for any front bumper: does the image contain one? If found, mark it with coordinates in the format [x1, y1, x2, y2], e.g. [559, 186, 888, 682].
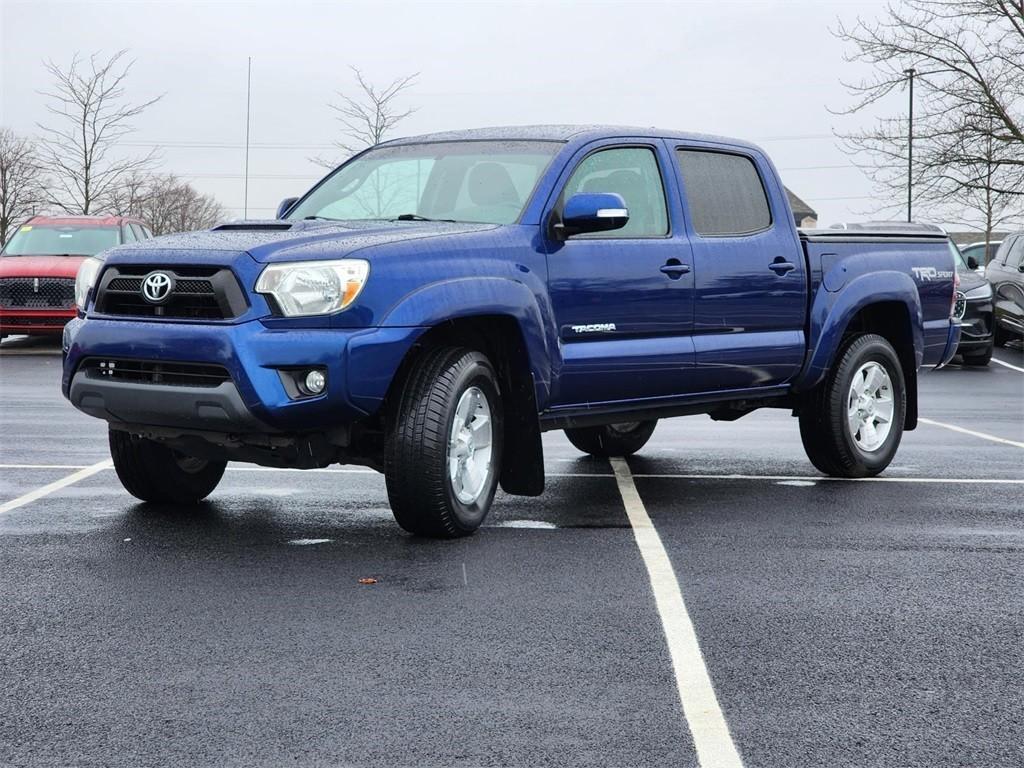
[955, 297, 994, 353]
[62, 317, 425, 434]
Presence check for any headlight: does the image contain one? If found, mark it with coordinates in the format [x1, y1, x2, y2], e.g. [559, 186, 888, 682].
[75, 257, 103, 310]
[963, 282, 993, 300]
[255, 259, 369, 317]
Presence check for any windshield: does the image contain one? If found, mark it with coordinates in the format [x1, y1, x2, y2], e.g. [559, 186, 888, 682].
[2, 225, 121, 256]
[287, 140, 561, 225]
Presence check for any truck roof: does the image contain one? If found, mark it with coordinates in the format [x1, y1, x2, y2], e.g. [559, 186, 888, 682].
[383, 124, 762, 152]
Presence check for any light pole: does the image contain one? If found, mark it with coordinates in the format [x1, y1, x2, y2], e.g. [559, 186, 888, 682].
[244, 57, 252, 219]
[904, 67, 915, 223]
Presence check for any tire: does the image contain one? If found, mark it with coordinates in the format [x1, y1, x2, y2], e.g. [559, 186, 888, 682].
[564, 420, 658, 457]
[385, 347, 503, 538]
[798, 334, 906, 478]
[962, 344, 993, 366]
[108, 429, 226, 503]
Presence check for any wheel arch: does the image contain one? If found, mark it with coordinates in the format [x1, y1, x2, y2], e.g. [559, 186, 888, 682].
[383, 312, 546, 497]
[798, 274, 922, 430]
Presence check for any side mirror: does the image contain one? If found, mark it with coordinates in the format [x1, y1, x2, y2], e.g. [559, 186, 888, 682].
[555, 193, 629, 239]
[276, 197, 299, 220]
[966, 255, 980, 271]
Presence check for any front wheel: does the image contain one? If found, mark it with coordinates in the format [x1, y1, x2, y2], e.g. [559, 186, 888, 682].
[385, 347, 503, 538]
[565, 420, 658, 457]
[799, 334, 906, 478]
[109, 429, 226, 503]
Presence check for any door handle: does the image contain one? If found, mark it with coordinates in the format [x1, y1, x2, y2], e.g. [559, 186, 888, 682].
[660, 260, 691, 279]
[769, 258, 796, 275]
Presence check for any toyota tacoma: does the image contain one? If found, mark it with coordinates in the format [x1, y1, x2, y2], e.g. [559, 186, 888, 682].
[62, 126, 961, 537]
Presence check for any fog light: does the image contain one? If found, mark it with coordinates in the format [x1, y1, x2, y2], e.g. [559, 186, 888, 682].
[304, 369, 326, 395]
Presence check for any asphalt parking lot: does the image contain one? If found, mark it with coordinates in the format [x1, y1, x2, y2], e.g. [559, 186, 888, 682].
[1, 335, 1022, 768]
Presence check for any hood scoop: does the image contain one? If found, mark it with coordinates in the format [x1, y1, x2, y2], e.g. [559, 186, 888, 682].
[213, 222, 294, 232]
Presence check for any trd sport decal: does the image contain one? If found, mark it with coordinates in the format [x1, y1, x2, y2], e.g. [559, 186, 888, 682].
[911, 267, 954, 281]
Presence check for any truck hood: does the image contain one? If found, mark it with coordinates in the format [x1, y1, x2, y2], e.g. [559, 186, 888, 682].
[100, 220, 498, 265]
[0, 254, 87, 278]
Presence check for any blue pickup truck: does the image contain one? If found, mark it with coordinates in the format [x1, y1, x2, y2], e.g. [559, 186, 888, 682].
[63, 125, 961, 537]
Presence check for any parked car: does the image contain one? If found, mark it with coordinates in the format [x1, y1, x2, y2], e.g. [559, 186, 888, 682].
[961, 240, 1001, 273]
[62, 126, 960, 537]
[0, 215, 152, 339]
[985, 232, 1024, 346]
[950, 241, 995, 365]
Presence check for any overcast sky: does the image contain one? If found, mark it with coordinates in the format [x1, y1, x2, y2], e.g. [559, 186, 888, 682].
[2, 0, 930, 227]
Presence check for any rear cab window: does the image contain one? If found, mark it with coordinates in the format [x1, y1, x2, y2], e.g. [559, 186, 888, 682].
[675, 149, 772, 236]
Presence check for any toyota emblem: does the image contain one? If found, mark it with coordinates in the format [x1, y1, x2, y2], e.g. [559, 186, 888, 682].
[142, 272, 173, 304]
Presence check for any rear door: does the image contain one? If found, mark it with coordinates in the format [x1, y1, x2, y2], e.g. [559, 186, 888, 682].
[671, 145, 807, 392]
[991, 235, 1024, 335]
[545, 140, 696, 407]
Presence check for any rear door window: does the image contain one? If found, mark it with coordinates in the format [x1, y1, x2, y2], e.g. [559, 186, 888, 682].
[676, 149, 772, 236]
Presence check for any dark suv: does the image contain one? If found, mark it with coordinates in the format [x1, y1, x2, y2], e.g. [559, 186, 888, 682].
[986, 233, 1024, 346]
[952, 242, 995, 365]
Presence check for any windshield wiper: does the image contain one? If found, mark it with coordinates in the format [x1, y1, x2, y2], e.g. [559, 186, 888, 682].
[303, 215, 342, 221]
[391, 213, 457, 223]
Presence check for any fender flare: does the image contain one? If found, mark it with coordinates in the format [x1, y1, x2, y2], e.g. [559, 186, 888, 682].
[796, 270, 923, 392]
[380, 277, 553, 407]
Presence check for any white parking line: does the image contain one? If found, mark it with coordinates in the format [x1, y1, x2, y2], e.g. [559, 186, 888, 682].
[918, 417, 1024, 449]
[629, 473, 1024, 484]
[991, 357, 1024, 373]
[0, 460, 112, 516]
[610, 457, 744, 768]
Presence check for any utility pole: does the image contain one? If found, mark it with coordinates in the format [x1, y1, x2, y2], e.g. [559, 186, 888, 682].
[904, 67, 915, 223]
[905, 67, 921, 224]
[244, 57, 252, 219]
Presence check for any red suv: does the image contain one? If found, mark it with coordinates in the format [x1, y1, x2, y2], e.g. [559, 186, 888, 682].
[0, 215, 152, 338]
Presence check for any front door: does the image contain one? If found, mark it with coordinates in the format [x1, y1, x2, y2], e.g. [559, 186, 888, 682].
[545, 142, 695, 407]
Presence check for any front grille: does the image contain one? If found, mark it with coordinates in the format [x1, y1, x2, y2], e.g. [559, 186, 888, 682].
[0, 277, 75, 309]
[94, 266, 248, 320]
[82, 358, 231, 387]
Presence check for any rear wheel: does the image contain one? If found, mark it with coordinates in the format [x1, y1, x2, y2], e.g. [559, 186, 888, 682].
[799, 334, 906, 478]
[385, 347, 503, 538]
[564, 420, 658, 457]
[108, 429, 226, 503]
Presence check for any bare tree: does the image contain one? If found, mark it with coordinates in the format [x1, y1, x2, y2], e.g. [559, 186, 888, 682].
[834, 0, 1024, 234]
[37, 50, 162, 214]
[108, 173, 225, 235]
[314, 67, 418, 168]
[0, 128, 47, 246]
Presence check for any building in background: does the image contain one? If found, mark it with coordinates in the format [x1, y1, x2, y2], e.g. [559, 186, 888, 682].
[786, 187, 817, 229]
